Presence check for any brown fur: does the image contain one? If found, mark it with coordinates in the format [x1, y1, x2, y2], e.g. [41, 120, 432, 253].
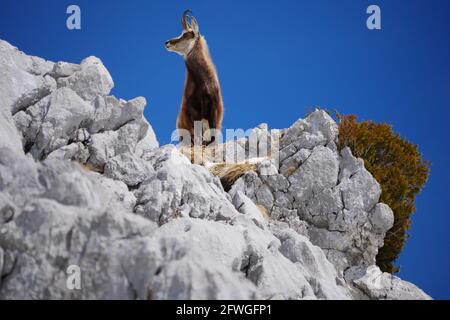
[176, 34, 223, 145]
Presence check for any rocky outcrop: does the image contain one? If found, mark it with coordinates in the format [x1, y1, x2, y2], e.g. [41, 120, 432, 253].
[229, 113, 393, 273]
[0, 39, 431, 300]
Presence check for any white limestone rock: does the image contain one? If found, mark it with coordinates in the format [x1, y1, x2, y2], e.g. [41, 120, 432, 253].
[0, 149, 43, 207]
[281, 109, 338, 150]
[370, 203, 394, 233]
[134, 145, 238, 224]
[231, 191, 268, 227]
[1, 39, 157, 167]
[87, 119, 156, 171]
[0, 40, 54, 115]
[57, 56, 114, 101]
[88, 96, 146, 134]
[135, 117, 159, 157]
[104, 153, 154, 187]
[50, 61, 81, 79]
[0, 40, 54, 155]
[345, 266, 432, 300]
[232, 111, 398, 272]
[0, 39, 430, 300]
[0, 113, 23, 156]
[0, 149, 159, 299]
[92, 173, 138, 211]
[152, 217, 351, 299]
[29, 87, 95, 159]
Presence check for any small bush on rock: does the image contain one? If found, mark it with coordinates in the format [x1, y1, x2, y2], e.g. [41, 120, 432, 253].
[336, 114, 430, 273]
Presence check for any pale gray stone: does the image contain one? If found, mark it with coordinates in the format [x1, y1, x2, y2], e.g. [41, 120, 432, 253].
[0, 39, 430, 300]
[57, 56, 114, 101]
[281, 109, 338, 149]
[345, 266, 432, 300]
[104, 153, 154, 187]
[135, 145, 237, 224]
[134, 117, 159, 156]
[234, 112, 407, 274]
[88, 95, 146, 134]
[0, 113, 23, 155]
[50, 61, 81, 78]
[46, 142, 89, 163]
[0, 193, 16, 224]
[29, 87, 94, 159]
[232, 191, 268, 227]
[92, 173, 137, 211]
[370, 203, 394, 233]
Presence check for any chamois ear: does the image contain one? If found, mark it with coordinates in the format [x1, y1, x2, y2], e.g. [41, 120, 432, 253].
[190, 16, 200, 35]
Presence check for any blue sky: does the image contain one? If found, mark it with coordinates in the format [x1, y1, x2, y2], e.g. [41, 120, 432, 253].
[1, 0, 449, 299]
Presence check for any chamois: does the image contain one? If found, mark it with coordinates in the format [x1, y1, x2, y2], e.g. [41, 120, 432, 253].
[165, 10, 223, 145]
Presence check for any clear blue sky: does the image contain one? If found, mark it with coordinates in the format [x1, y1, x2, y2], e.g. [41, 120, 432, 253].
[1, 0, 449, 299]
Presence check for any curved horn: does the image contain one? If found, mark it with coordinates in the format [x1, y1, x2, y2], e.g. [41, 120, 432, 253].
[181, 9, 191, 30]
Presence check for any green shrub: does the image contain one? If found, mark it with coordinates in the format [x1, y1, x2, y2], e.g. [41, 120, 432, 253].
[336, 114, 430, 273]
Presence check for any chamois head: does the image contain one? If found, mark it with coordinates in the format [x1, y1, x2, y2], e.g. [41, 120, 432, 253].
[165, 10, 200, 57]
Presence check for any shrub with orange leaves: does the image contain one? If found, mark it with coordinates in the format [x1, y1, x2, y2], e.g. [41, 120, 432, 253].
[337, 114, 430, 273]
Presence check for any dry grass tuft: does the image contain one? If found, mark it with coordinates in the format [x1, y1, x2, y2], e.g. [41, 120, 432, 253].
[179, 145, 218, 165]
[255, 204, 271, 220]
[73, 161, 101, 173]
[209, 162, 257, 191]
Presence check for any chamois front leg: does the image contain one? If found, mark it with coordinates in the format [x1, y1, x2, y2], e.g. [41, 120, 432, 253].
[206, 110, 217, 145]
[201, 94, 218, 146]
